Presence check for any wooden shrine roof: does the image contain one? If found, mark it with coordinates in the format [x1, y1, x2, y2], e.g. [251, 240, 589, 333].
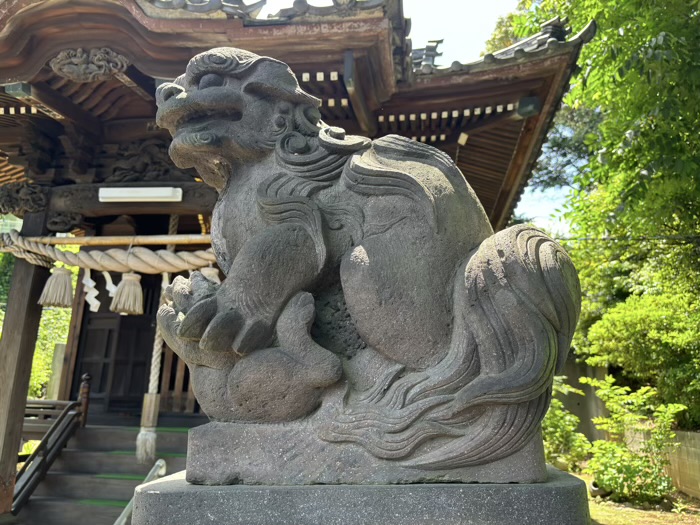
[0, 0, 594, 231]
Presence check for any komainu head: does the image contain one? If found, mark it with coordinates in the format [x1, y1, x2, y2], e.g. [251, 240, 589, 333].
[155, 47, 323, 190]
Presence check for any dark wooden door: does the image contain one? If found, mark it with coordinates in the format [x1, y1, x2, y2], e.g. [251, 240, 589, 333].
[72, 273, 161, 413]
[106, 315, 155, 411]
[72, 314, 120, 411]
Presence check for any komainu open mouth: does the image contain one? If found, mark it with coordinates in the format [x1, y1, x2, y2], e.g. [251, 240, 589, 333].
[175, 109, 243, 131]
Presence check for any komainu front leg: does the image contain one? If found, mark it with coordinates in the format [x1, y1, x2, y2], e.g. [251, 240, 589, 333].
[161, 288, 342, 422]
[177, 223, 323, 356]
[157, 271, 236, 371]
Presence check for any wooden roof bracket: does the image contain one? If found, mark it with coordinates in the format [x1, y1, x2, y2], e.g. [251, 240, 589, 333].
[444, 96, 542, 143]
[344, 50, 378, 137]
[113, 66, 156, 102]
[4, 82, 102, 137]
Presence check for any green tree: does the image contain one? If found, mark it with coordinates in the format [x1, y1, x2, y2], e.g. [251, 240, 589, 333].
[493, 0, 700, 428]
[0, 250, 15, 304]
[29, 306, 73, 398]
[0, 252, 74, 398]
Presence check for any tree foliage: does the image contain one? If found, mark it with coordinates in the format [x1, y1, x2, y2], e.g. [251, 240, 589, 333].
[582, 376, 685, 503]
[0, 252, 73, 398]
[542, 376, 591, 471]
[493, 0, 700, 428]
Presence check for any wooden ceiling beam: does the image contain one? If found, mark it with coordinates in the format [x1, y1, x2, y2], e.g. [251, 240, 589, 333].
[48, 182, 217, 218]
[0, 127, 23, 146]
[113, 66, 156, 102]
[4, 82, 102, 137]
[444, 96, 542, 143]
[370, 96, 540, 151]
[343, 50, 377, 137]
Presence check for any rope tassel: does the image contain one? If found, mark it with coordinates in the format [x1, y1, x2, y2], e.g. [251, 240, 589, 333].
[136, 426, 157, 464]
[38, 266, 74, 308]
[110, 272, 143, 315]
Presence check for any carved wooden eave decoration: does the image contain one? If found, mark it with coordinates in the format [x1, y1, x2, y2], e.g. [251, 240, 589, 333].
[49, 48, 129, 84]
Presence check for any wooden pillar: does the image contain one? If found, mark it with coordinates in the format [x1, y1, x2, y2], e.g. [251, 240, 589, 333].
[0, 212, 49, 513]
[58, 270, 85, 401]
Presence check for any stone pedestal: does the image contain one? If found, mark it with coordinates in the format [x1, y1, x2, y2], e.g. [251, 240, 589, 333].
[132, 467, 590, 525]
[184, 386, 548, 485]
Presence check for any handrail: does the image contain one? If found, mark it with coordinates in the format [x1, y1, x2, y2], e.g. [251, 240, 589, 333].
[15, 401, 80, 480]
[12, 373, 92, 515]
[113, 459, 167, 525]
[13, 402, 80, 514]
[25, 399, 73, 407]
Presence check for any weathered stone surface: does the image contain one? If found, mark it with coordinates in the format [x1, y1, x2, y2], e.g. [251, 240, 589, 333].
[132, 467, 590, 525]
[186, 386, 547, 485]
[154, 47, 582, 484]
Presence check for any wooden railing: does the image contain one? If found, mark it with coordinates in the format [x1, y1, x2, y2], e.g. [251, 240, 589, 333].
[13, 374, 91, 515]
[22, 378, 90, 440]
[159, 346, 198, 414]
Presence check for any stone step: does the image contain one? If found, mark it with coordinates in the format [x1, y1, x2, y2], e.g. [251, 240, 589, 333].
[12, 497, 127, 525]
[15, 423, 193, 525]
[53, 449, 186, 475]
[34, 472, 141, 501]
[68, 426, 189, 453]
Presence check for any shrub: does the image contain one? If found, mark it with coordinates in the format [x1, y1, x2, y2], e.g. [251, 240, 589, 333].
[542, 376, 591, 471]
[582, 375, 686, 503]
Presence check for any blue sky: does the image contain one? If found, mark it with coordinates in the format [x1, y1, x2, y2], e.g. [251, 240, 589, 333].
[260, 1, 566, 232]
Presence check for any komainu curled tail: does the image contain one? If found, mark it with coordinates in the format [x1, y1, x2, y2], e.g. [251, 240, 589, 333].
[323, 225, 581, 468]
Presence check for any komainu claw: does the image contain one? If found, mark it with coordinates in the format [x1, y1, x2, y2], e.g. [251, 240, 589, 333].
[178, 296, 217, 340]
[200, 310, 244, 354]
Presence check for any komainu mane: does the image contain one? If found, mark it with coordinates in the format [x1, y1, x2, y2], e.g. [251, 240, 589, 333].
[155, 47, 581, 481]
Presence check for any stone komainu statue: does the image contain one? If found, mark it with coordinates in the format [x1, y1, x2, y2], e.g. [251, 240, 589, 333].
[155, 48, 581, 482]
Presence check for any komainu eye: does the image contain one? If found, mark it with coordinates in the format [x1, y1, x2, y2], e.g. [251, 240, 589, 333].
[199, 73, 224, 90]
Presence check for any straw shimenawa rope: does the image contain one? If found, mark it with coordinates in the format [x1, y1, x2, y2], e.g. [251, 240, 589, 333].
[0, 230, 216, 273]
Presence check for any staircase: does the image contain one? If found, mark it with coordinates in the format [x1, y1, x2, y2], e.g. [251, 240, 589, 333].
[12, 425, 188, 525]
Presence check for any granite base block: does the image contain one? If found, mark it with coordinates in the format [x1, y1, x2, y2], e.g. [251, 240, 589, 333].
[185, 387, 548, 485]
[132, 466, 590, 525]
